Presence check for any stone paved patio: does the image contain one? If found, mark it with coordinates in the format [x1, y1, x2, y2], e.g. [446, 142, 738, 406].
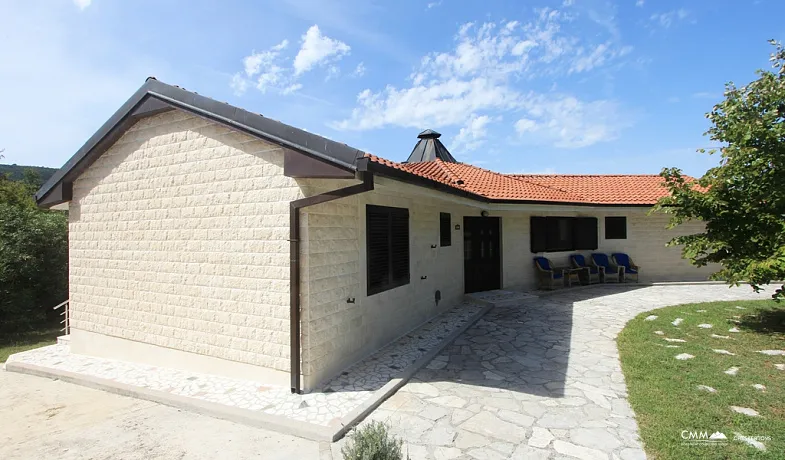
[6, 301, 485, 430]
[339, 284, 769, 460]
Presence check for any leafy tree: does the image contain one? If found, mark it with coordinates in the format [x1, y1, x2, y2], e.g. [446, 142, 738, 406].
[0, 168, 68, 333]
[656, 40, 785, 299]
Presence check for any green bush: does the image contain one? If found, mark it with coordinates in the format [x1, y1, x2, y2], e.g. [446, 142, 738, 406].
[0, 171, 68, 333]
[341, 421, 408, 460]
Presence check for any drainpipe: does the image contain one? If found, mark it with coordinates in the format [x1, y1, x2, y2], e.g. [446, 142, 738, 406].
[289, 169, 374, 394]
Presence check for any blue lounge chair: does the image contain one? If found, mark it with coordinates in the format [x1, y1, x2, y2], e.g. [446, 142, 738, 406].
[612, 253, 640, 282]
[534, 257, 566, 290]
[570, 254, 600, 284]
[590, 253, 624, 283]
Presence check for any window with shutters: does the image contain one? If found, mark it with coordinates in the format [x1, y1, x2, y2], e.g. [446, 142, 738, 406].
[605, 216, 627, 239]
[439, 212, 451, 247]
[367, 205, 410, 295]
[530, 216, 598, 252]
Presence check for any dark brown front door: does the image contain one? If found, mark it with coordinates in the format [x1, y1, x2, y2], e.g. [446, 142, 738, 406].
[463, 217, 501, 293]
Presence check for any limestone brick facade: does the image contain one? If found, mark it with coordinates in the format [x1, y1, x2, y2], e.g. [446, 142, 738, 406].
[69, 110, 301, 375]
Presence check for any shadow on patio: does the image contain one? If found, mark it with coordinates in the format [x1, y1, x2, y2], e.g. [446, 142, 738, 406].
[408, 284, 649, 399]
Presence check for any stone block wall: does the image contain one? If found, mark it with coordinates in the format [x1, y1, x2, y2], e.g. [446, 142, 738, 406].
[69, 109, 301, 373]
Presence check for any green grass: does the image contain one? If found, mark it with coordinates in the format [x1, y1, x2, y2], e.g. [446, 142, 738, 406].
[0, 328, 60, 363]
[618, 299, 785, 459]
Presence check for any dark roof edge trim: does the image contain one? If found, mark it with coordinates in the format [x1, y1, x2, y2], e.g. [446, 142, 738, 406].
[366, 162, 656, 208]
[35, 79, 363, 206]
[148, 91, 357, 172]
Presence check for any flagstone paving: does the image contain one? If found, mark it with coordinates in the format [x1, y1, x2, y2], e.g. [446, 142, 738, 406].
[338, 284, 767, 460]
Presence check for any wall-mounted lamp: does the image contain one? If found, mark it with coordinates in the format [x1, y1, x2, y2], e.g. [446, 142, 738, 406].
[346, 297, 356, 304]
[454, 224, 461, 230]
[431, 244, 437, 248]
[480, 210, 490, 217]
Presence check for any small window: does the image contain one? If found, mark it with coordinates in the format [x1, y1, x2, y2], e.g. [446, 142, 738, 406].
[367, 205, 410, 295]
[605, 216, 627, 239]
[440, 212, 451, 247]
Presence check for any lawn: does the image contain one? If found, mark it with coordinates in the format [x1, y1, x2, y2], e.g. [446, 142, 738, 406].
[618, 299, 785, 459]
[0, 328, 60, 363]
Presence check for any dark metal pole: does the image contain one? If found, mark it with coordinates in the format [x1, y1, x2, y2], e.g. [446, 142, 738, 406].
[289, 172, 374, 393]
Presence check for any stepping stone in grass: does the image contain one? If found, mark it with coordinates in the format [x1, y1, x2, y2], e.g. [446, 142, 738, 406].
[775, 364, 785, 371]
[728, 328, 740, 333]
[644, 315, 658, 321]
[654, 331, 665, 335]
[752, 384, 766, 392]
[758, 350, 785, 356]
[730, 406, 760, 417]
[664, 338, 687, 343]
[735, 306, 747, 310]
[698, 324, 712, 329]
[696, 309, 707, 313]
[713, 349, 735, 356]
[724, 367, 740, 376]
[734, 432, 766, 451]
[711, 334, 730, 339]
[672, 318, 684, 326]
[675, 353, 694, 360]
[663, 345, 680, 348]
[696, 385, 717, 393]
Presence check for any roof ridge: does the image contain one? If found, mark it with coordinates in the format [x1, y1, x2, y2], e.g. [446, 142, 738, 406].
[510, 175, 591, 202]
[508, 173, 664, 177]
[436, 160, 466, 186]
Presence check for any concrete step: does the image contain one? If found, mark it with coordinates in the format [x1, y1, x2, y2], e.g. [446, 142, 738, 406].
[56, 335, 70, 346]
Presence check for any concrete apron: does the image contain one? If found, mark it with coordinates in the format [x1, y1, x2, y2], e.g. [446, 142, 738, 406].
[4, 303, 493, 443]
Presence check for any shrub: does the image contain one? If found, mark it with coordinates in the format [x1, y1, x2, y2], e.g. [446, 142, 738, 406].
[0, 170, 68, 333]
[341, 421, 407, 460]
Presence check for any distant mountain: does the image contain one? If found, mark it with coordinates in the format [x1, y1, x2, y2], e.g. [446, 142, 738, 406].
[0, 164, 58, 183]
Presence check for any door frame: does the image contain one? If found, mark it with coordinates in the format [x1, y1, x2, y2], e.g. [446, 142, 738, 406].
[462, 216, 503, 293]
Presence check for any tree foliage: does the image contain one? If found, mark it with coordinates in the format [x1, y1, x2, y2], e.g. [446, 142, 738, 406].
[0, 169, 68, 333]
[656, 40, 785, 299]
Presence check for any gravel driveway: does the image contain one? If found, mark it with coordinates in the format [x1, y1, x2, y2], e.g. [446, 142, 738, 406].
[0, 371, 324, 460]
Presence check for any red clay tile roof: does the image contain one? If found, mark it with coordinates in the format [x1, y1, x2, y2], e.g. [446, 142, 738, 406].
[507, 174, 684, 205]
[366, 154, 686, 205]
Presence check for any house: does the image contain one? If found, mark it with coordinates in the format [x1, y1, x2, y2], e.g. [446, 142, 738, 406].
[35, 78, 711, 393]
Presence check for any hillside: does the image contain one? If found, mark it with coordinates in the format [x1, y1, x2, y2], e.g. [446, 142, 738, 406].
[0, 164, 58, 183]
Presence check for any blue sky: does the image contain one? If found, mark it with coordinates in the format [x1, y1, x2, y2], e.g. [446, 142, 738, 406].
[1, 0, 782, 176]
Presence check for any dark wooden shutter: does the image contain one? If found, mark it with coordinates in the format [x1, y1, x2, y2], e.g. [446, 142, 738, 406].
[390, 208, 410, 284]
[530, 216, 547, 252]
[440, 212, 451, 247]
[573, 217, 598, 250]
[367, 206, 390, 294]
[367, 205, 410, 295]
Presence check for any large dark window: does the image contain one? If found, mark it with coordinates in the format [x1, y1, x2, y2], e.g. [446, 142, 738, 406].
[440, 212, 451, 247]
[531, 216, 598, 252]
[367, 205, 410, 295]
[605, 216, 627, 239]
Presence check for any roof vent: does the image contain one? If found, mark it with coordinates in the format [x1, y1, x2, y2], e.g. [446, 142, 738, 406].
[405, 129, 458, 163]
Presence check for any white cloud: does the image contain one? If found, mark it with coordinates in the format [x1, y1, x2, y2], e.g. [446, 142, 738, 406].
[293, 25, 350, 76]
[636, 0, 644, 7]
[427, 1, 442, 9]
[353, 62, 366, 77]
[282, 83, 303, 95]
[451, 114, 495, 152]
[232, 39, 290, 95]
[73, 0, 91, 10]
[514, 95, 629, 148]
[332, 10, 631, 150]
[650, 9, 689, 28]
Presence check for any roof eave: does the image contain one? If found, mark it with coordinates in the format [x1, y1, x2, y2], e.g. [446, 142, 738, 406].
[35, 78, 363, 208]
